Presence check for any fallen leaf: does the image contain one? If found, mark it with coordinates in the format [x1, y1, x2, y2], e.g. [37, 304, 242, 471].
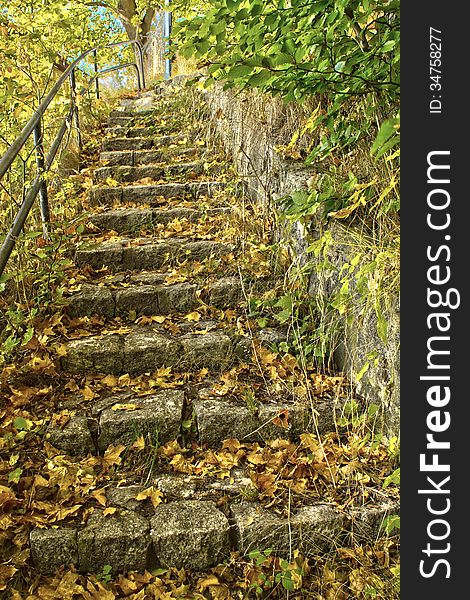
[132, 436, 146, 450]
[0, 565, 17, 591]
[197, 575, 219, 592]
[111, 403, 138, 411]
[102, 444, 126, 468]
[135, 486, 164, 508]
[101, 374, 118, 387]
[272, 409, 289, 429]
[91, 489, 107, 506]
[184, 311, 201, 322]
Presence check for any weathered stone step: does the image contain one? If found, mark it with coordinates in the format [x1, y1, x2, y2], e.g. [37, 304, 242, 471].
[67, 276, 244, 318]
[93, 162, 204, 184]
[30, 481, 398, 574]
[105, 126, 157, 138]
[107, 111, 177, 126]
[97, 389, 184, 450]
[89, 181, 227, 205]
[193, 391, 340, 446]
[75, 237, 233, 272]
[102, 134, 182, 152]
[46, 382, 329, 456]
[118, 93, 157, 112]
[100, 147, 197, 167]
[109, 109, 154, 118]
[105, 124, 181, 138]
[61, 327, 234, 375]
[88, 206, 230, 233]
[107, 114, 154, 127]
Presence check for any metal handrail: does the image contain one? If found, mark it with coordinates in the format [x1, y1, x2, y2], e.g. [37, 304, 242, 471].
[0, 39, 146, 277]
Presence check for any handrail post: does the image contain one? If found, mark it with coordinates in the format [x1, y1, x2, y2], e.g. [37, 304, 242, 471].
[0, 39, 152, 277]
[69, 68, 82, 155]
[164, 1, 172, 80]
[33, 119, 50, 238]
[93, 49, 100, 99]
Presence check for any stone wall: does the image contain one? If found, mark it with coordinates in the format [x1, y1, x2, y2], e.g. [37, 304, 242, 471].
[202, 84, 400, 436]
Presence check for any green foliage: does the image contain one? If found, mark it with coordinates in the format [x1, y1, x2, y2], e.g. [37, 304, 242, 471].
[97, 564, 113, 583]
[371, 118, 400, 158]
[383, 467, 400, 489]
[382, 514, 400, 535]
[174, 0, 399, 158]
[247, 548, 304, 594]
[175, 0, 399, 100]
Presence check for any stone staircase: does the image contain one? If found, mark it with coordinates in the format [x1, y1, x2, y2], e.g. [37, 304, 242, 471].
[30, 85, 397, 576]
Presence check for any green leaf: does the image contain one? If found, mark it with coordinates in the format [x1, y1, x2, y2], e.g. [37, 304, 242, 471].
[21, 326, 35, 346]
[356, 362, 370, 382]
[376, 311, 388, 344]
[382, 514, 400, 534]
[383, 467, 400, 488]
[13, 417, 29, 431]
[381, 40, 397, 53]
[247, 70, 275, 88]
[8, 468, 23, 484]
[371, 118, 400, 158]
[227, 64, 254, 79]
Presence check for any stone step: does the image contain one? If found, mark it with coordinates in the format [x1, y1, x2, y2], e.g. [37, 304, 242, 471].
[102, 137, 154, 152]
[93, 162, 204, 184]
[100, 147, 198, 167]
[97, 389, 185, 450]
[88, 206, 231, 233]
[105, 126, 156, 138]
[118, 94, 156, 112]
[66, 276, 244, 318]
[30, 476, 398, 574]
[193, 392, 340, 446]
[107, 111, 177, 126]
[61, 327, 234, 375]
[46, 383, 327, 455]
[107, 114, 154, 127]
[88, 181, 227, 206]
[102, 134, 182, 152]
[110, 109, 155, 118]
[75, 237, 233, 272]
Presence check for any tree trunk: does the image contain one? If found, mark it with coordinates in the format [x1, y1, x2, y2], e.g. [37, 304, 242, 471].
[117, 0, 155, 48]
[116, 0, 155, 85]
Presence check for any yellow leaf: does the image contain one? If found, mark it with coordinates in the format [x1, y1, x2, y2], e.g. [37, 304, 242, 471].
[54, 344, 68, 357]
[197, 575, 219, 592]
[132, 435, 146, 450]
[300, 433, 325, 462]
[0, 485, 16, 508]
[91, 489, 107, 506]
[103, 507, 117, 516]
[184, 311, 201, 322]
[152, 315, 166, 323]
[101, 374, 118, 387]
[164, 271, 188, 284]
[153, 366, 172, 377]
[111, 403, 138, 411]
[135, 486, 164, 508]
[0, 565, 17, 591]
[102, 444, 126, 468]
[82, 385, 97, 400]
[169, 218, 183, 232]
